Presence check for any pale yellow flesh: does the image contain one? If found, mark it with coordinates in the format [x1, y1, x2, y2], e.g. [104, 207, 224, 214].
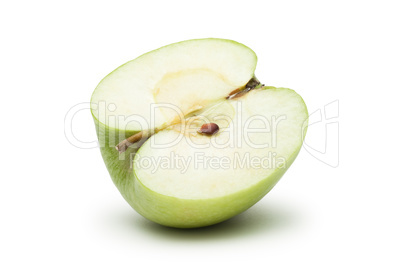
[91, 39, 257, 131]
[135, 87, 308, 200]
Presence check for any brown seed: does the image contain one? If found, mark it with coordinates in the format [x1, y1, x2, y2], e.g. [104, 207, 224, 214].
[226, 87, 242, 99]
[198, 123, 219, 135]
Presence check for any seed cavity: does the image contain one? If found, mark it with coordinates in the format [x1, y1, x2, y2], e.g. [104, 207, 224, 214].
[198, 123, 220, 135]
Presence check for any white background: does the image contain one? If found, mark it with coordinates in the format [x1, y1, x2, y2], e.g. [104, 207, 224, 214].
[1, 1, 401, 267]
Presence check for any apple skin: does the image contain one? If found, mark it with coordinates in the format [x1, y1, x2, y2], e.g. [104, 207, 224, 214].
[92, 117, 138, 208]
[92, 88, 308, 228]
[131, 149, 301, 228]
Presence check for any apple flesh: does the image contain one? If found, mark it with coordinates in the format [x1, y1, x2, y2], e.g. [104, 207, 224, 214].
[91, 39, 308, 228]
[91, 39, 257, 131]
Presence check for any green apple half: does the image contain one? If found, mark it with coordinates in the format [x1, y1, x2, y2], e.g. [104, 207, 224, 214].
[90, 38, 308, 228]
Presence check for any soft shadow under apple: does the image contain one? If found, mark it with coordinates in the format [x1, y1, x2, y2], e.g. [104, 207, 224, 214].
[100, 200, 300, 241]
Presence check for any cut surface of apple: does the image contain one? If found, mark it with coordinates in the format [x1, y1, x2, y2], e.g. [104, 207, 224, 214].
[91, 39, 257, 131]
[90, 38, 308, 228]
[135, 88, 307, 199]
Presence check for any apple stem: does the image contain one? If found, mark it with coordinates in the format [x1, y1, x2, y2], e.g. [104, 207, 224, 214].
[245, 76, 260, 89]
[226, 76, 261, 99]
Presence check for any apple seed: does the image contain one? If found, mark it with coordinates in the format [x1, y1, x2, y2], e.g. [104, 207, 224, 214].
[198, 123, 219, 135]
